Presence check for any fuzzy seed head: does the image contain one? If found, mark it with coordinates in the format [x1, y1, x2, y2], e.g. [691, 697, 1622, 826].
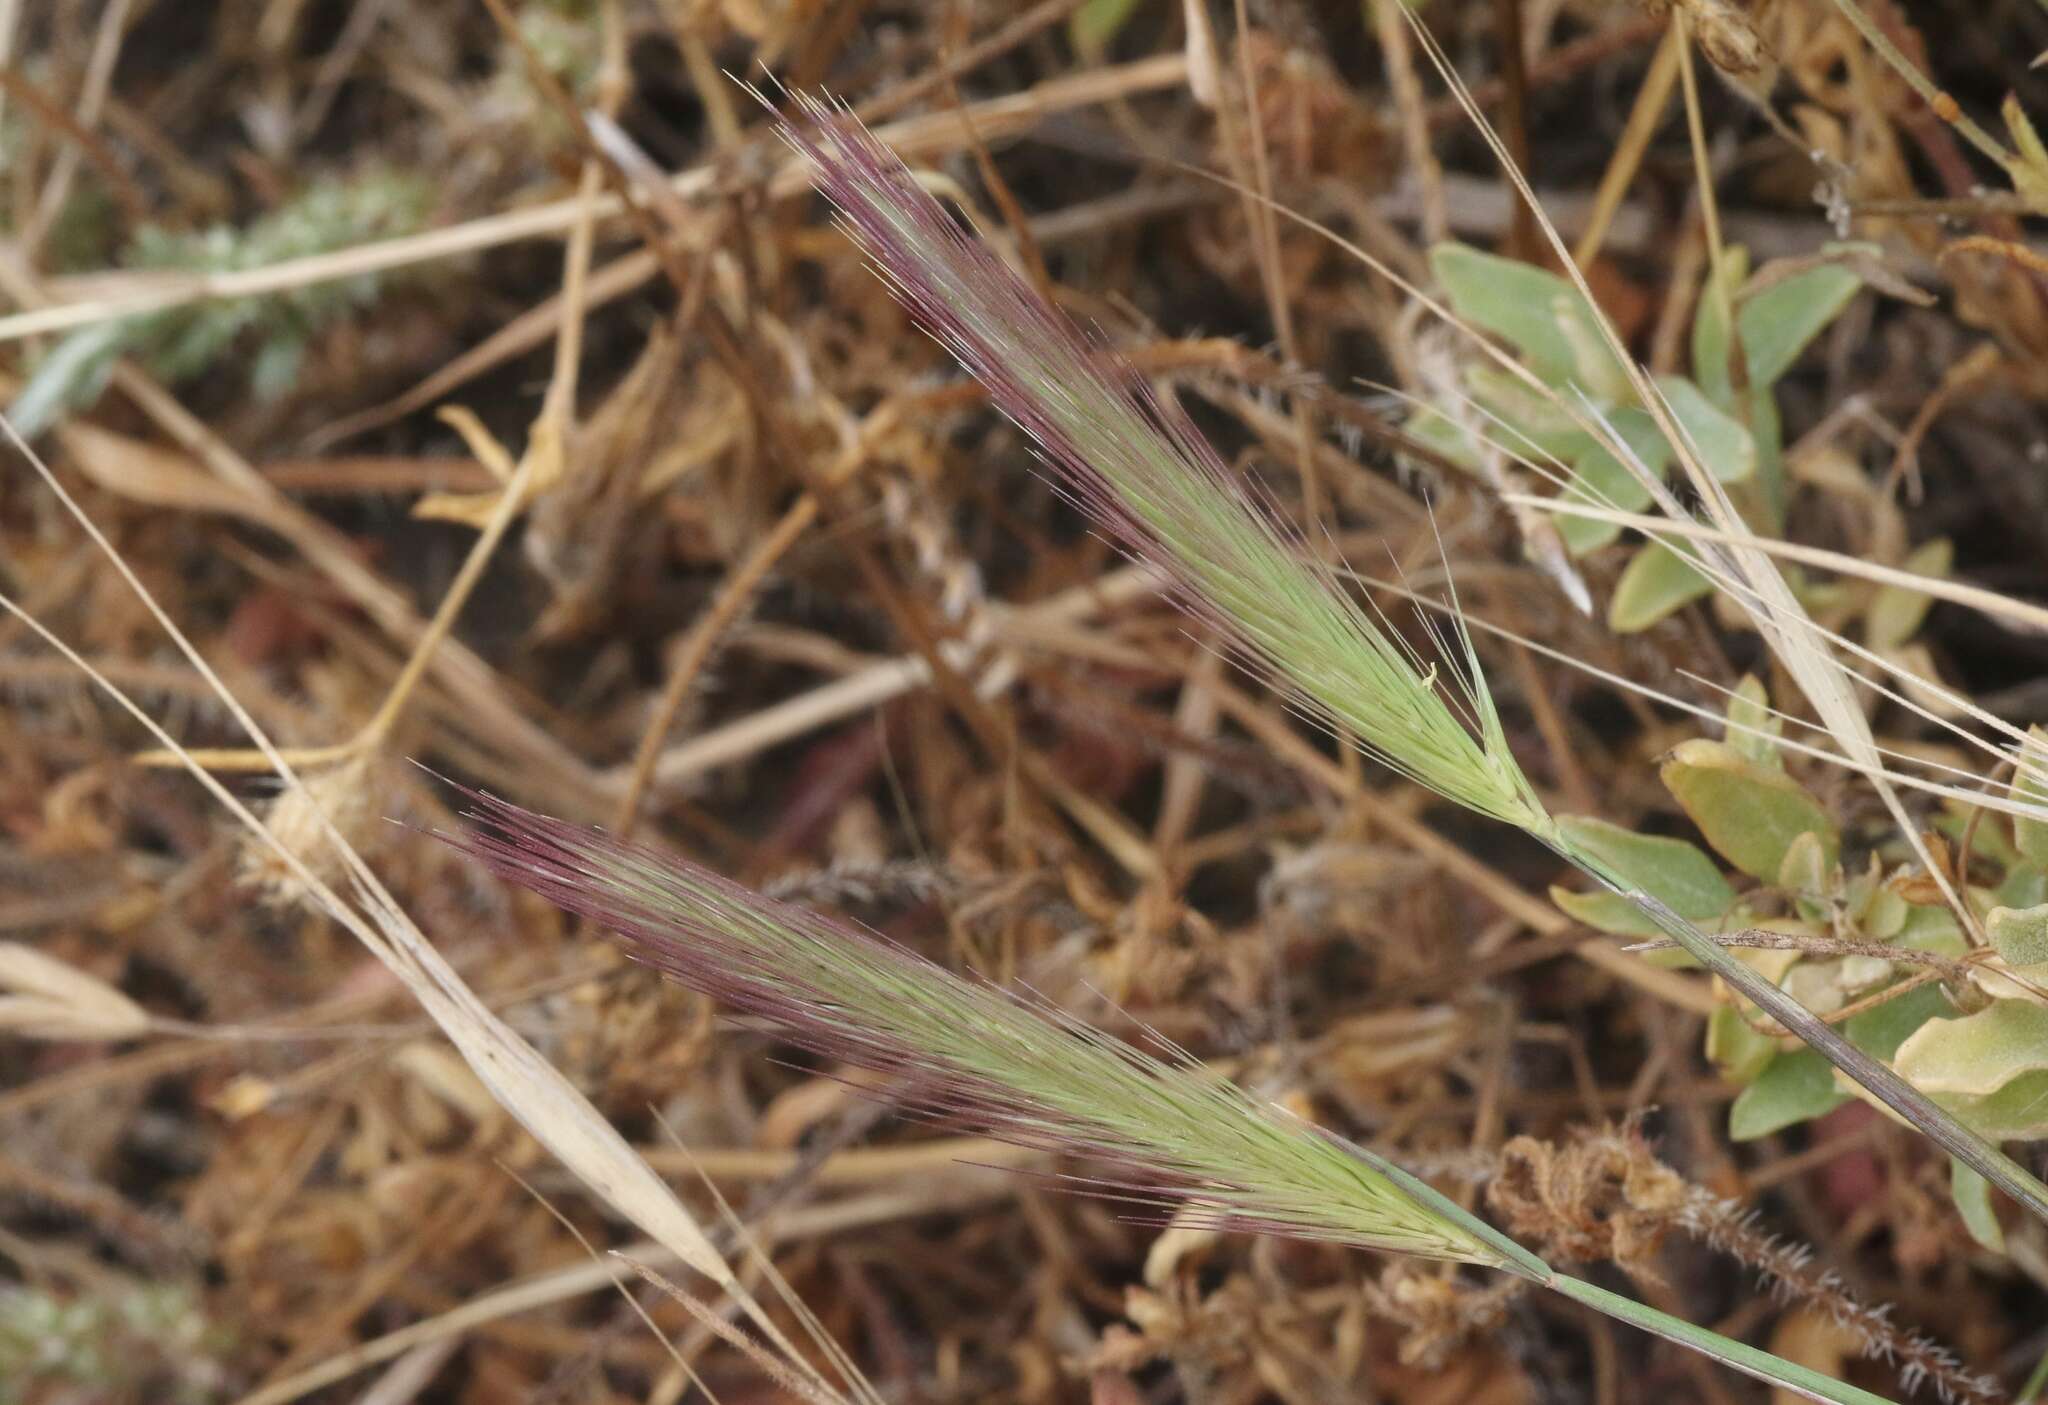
[776, 93, 1552, 836]
[453, 790, 1502, 1267]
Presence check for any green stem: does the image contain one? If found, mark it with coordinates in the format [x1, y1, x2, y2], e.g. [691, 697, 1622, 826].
[1562, 840, 2048, 1228]
[1546, 1274, 1898, 1405]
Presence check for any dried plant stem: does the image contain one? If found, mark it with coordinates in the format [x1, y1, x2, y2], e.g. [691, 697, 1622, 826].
[1372, 0, 1449, 246]
[229, 1179, 1016, 1405]
[1573, 25, 1679, 269]
[1625, 929, 1980, 982]
[22, 0, 130, 255]
[614, 492, 821, 832]
[1673, 10, 1742, 399]
[134, 410, 541, 772]
[0, 421, 847, 1391]
[0, 63, 147, 226]
[1501, 496, 2048, 638]
[0, 55, 1192, 345]
[134, 152, 612, 774]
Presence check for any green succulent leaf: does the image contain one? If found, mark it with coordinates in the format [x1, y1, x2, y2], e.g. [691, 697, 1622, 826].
[1608, 540, 1714, 632]
[1943, 1073, 2048, 1140]
[1689, 245, 1856, 531]
[1843, 982, 1952, 1063]
[1691, 247, 1750, 404]
[1556, 407, 1675, 555]
[1554, 816, 1736, 921]
[1989, 904, 2048, 968]
[1549, 886, 1665, 941]
[1430, 243, 1627, 394]
[1897, 901, 1969, 958]
[1558, 442, 1650, 555]
[1659, 739, 1839, 882]
[1727, 984, 1948, 1141]
[1776, 830, 1837, 906]
[1893, 999, 2048, 1139]
[1951, 1156, 2006, 1253]
[1998, 863, 2048, 911]
[1724, 675, 1783, 770]
[1404, 405, 1487, 476]
[1865, 537, 1954, 651]
[1747, 388, 1790, 530]
[1732, 1048, 1847, 1140]
[1069, 0, 1148, 53]
[1738, 261, 1865, 387]
[1465, 365, 1597, 456]
[1657, 374, 1755, 483]
[1708, 1005, 1779, 1083]
[1858, 879, 1907, 940]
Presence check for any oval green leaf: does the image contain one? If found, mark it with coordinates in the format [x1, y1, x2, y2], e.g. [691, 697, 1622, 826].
[1555, 814, 1736, 921]
[1893, 999, 2048, 1098]
[1659, 738, 1839, 881]
[1430, 243, 1626, 392]
[1731, 1048, 1847, 1140]
[1069, 0, 1147, 53]
[1738, 263, 1863, 387]
[1657, 374, 1755, 483]
[1709, 1005, 1778, 1083]
[1724, 674, 1783, 770]
[1864, 537, 1953, 651]
[1690, 246, 1750, 405]
[1951, 1156, 2005, 1253]
[1608, 540, 1713, 633]
[1990, 904, 2048, 969]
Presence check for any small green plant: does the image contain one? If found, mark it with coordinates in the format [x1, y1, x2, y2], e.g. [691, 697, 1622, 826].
[1407, 241, 1872, 632]
[483, 1, 605, 148]
[8, 167, 431, 437]
[0, 1282, 228, 1405]
[1555, 675, 2048, 1250]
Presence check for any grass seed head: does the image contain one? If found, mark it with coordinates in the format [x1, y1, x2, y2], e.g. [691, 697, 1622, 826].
[776, 94, 1553, 837]
[453, 790, 1503, 1267]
